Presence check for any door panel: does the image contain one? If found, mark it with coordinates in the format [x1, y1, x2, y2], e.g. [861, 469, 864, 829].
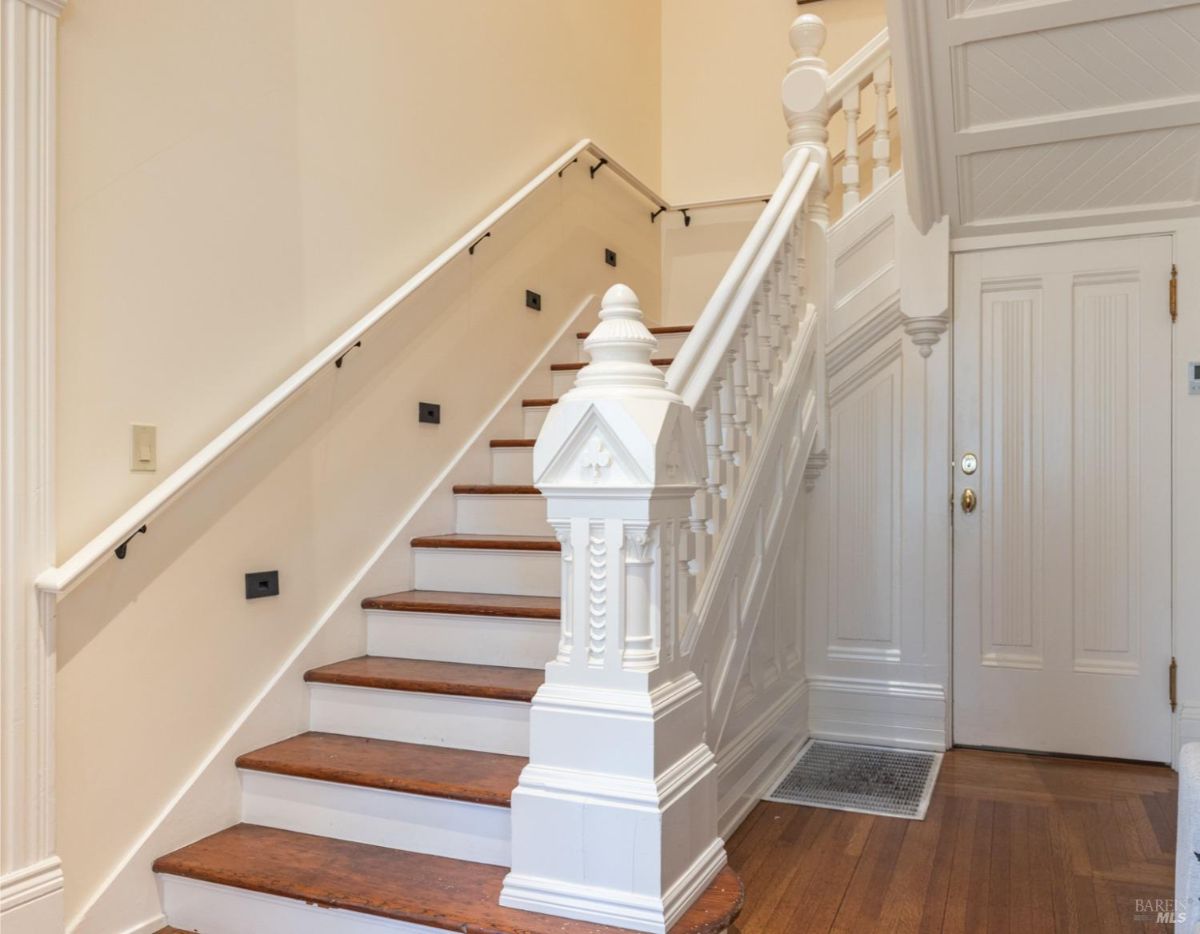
[953, 236, 1172, 762]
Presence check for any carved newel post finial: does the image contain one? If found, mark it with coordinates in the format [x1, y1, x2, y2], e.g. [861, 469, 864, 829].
[569, 284, 677, 400]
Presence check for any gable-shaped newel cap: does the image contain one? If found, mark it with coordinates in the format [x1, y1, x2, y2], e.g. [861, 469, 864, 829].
[565, 284, 679, 402]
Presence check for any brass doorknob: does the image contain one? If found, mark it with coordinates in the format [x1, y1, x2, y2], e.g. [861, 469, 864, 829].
[961, 488, 977, 513]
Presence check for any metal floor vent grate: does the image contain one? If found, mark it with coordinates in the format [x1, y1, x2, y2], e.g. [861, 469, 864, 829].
[766, 740, 942, 820]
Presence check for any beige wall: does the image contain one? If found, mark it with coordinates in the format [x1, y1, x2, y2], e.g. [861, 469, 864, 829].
[661, 0, 887, 204]
[58, 166, 662, 930]
[56, 0, 662, 560]
[55, 1, 663, 926]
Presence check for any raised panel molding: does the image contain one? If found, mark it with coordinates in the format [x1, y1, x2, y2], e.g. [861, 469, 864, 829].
[911, 0, 1200, 235]
[828, 364, 901, 657]
[955, 8, 1200, 129]
[980, 286, 1044, 670]
[1072, 275, 1141, 675]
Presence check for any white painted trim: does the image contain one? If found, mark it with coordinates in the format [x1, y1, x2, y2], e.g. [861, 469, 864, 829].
[885, 0, 942, 233]
[36, 141, 662, 596]
[113, 914, 167, 934]
[66, 299, 596, 933]
[1, 0, 64, 929]
[807, 675, 948, 751]
[950, 215, 1197, 253]
[715, 680, 811, 838]
[502, 840, 727, 934]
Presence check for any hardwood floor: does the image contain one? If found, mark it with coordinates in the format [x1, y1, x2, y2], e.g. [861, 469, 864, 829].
[727, 748, 1177, 933]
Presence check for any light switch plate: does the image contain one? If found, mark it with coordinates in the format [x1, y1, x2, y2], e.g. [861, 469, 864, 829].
[131, 424, 157, 472]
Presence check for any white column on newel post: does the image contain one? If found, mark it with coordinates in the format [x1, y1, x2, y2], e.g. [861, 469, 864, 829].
[500, 285, 723, 934]
[1, 1, 67, 932]
[781, 13, 832, 486]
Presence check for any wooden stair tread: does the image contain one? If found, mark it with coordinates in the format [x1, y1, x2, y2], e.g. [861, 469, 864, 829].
[154, 824, 743, 934]
[489, 438, 536, 448]
[235, 732, 524, 807]
[551, 357, 674, 371]
[306, 655, 544, 702]
[410, 533, 557, 551]
[521, 398, 557, 408]
[577, 324, 693, 339]
[452, 483, 540, 494]
[361, 589, 559, 619]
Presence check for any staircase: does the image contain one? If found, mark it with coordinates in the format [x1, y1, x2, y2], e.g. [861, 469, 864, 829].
[150, 328, 747, 933]
[146, 12, 895, 933]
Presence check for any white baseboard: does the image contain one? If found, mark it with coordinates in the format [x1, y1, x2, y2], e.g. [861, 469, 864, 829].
[716, 679, 810, 838]
[501, 840, 726, 934]
[116, 914, 168, 934]
[1, 859, 64, 934]
[807, 675, 947, 751]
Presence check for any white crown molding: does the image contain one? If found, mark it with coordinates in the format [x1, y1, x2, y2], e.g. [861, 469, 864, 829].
[1, 0, 63, 928]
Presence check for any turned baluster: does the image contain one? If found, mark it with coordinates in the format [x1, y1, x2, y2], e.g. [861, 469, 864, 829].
[755, 294, 774, 410]
[703, 380, 728, 533]
[731, 330, 751, 446]
[872, 58, 892, 186]
[841, 87, 861, 210]
[743, 308, 763, 432]
[718, 351, 739, 476]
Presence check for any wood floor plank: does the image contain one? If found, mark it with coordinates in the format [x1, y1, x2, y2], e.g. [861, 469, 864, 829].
[726, 748, 1175, 933]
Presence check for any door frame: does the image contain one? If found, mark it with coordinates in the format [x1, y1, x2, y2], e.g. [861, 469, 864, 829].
[947, 219, 1184, 765]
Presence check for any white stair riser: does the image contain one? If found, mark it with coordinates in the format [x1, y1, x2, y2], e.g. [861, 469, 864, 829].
[575, 331, 687, 361]
[551, 369, 582, 397]
[161, 874, 448, 934]
[552, 363, 669, 397]
[240, 770, 511, 866]
[366, 609, 558, 669]
[309, 682, 532, 756]
[455, 494, 548, 536]
[491, 446, 535, 484]
[522, 406, 550, 439]
[413, 548, 560, 597]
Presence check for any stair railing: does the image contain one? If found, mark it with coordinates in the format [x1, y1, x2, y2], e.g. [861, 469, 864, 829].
[827, 27, 893, 211]
[502, 14, 837, 934]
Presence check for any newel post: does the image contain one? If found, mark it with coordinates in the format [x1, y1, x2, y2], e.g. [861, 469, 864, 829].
[500, 285, 724, 934]
[781, 13, 830, 225]
[781, 13, 832, 474]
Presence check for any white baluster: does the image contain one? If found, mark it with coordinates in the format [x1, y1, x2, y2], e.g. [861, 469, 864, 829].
[872, 58, 892, 187]
[755, 295, 774, 410]
[702, 381, 727, 534]
[841, 88, 861, 209]
[719, 351, 738, 470]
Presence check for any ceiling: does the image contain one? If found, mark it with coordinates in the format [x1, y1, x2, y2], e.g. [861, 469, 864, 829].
[892, 0, 1200, 238]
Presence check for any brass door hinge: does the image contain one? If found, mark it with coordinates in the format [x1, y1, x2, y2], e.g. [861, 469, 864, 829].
[1170, 656, 1178, 712]
[1170, 265, 1178, 323]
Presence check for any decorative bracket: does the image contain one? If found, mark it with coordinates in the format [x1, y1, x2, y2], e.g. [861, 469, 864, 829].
[902, 315, 949, 358]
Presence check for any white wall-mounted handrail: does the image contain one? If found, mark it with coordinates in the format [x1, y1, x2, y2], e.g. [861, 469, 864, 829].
[37, 138, 681, 596]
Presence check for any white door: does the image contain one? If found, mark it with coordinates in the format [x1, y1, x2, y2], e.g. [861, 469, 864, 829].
[953, 236, 1173, 762]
